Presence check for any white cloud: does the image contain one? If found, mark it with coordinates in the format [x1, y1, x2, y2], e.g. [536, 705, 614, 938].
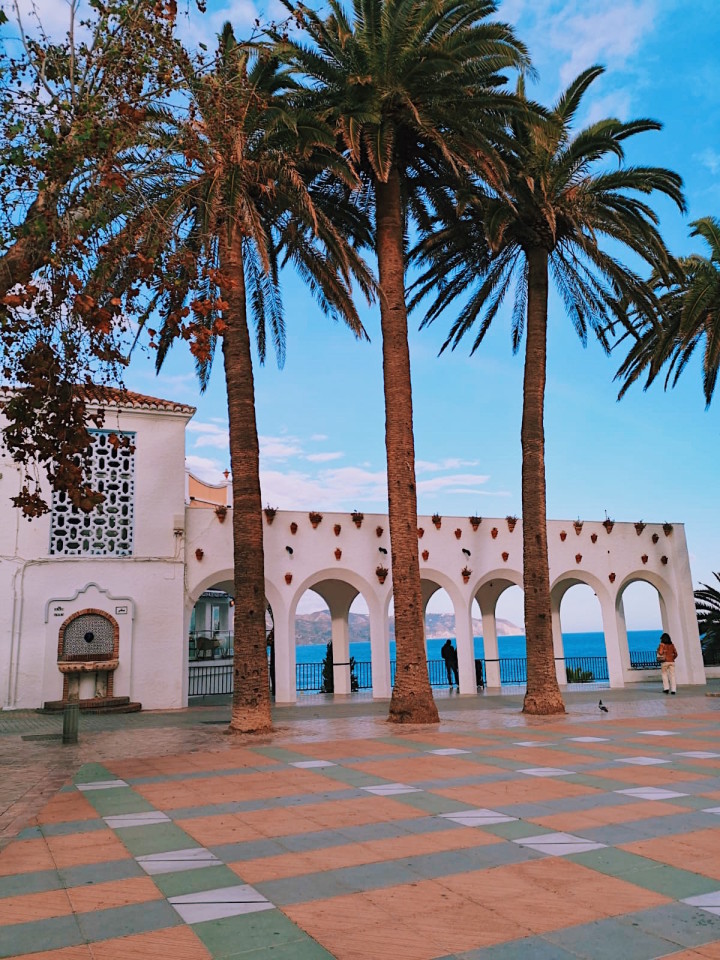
[259, 435, 304, 460]
[417, 473, 491, 494]
[185, 454, 227, 484]
[696, 148, 720, 175]
[305, 452, 344, 463]
[416, 458, 479, 473]
[260, 466, 388, 510]
[310, 434, 328, 442]
[187, 421, 226, 435]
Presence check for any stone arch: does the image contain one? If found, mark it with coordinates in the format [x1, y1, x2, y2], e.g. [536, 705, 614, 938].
[550, 571, 610, 686]
[614, 571, 673, 678]
[419, 569, 473, 692]
[471, 571, 524, 688]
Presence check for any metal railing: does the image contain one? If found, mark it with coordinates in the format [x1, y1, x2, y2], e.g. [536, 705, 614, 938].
[564, 655, 609, 682]
[188, 663, 233, 696]
[629, 650, 661, 670]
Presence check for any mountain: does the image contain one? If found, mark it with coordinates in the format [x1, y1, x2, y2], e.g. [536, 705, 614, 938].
[292, 611, 522, 645]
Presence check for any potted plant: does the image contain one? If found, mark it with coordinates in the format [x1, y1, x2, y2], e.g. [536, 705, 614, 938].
[590, 533, 598, 543]
[603, 518, 614, 534]
[263, 506, 277, 525]
[290, 521, 298, 535]
[663, 522, 673, 536]
[284, 572, 293, 584]
[334, 548, 342, 561]
[421, 549, 429, 562]
[641, 554, 648, 564]
[651, 532, 659, 544]
[560, 530, 567, 541]
[334, 523, 342, 537]
[376, 565, 389, 584]
[608, 572, 616, 583]
[506, 515, 518, 532]
[454, 528, 462, 540]
[461, 565, 472, 583]
[431, 513, 442, 529]
[573, 519, 583, 535]
[309, 511, 323, 528]
[351, 510, 364, 528]
[490, 527, 499, 539]
[195, 548, 204, 562]
[215, 504, 228, 523]
[376, 525, 384, 538]
[469, 515, 482, 531]
[575, 553, 582, 564]
[661, 555, 669, 565]
[634, 521, 646, 536]
[501, 551, 509, 562]
[417, 527, 425, 539]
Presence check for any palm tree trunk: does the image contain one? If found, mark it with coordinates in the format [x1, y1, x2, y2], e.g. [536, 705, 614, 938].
[219, 226, 272, 733]
[375, 167, 438, 724]
[522, 246, 565, 715]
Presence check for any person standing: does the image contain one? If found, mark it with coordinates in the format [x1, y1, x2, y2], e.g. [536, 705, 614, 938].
[441, 639, 455, 687]
[656, 633, 678, 695]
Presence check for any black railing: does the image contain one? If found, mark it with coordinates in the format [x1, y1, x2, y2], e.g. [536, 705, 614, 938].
[188, 663, 233, 696]
[629, 649, 661, 670]
[565, 656, 609, 682]
[703, 649, 720, 666]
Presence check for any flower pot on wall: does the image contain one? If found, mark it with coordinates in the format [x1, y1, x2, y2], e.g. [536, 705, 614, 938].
[309, 511, 323, 528]
[264, 507, 276, 525]
[641, 554, 648, 564]
[603, 519, 614, 534]
[469, 516, 481, 531]
[575, 554, 582, 564]
[663, 523, 673, 536]
[609, 572, 616, 583]
[376, 565, 389, 584]
[334, 548, 342, 560]
[661, 555, 669, 565]
[560, 530, 567, 541]
[590, 533, 598, 543]
[454, 528, 462, 540]
[652, 532, 659, 544]
[195, 548, 204, 562]
[506, 516, 518, 533]
[215, 505, 228, 523]
[491, 527, 498, 539]
[417, 527, 424, 539]
[421, 550, 429, 562]
[461, 566, 472, 583]
[376, 526, 384, 538]
[501, 552, 509, 562]
[634, 521, 646, 536]
[284, 573, 293, 584]
[290, 522, 298, 535]
[432, 514, 442, 529]
[351, 511, 364, 528]
[334, 523, 342, 537]
[573, 520, 583, 535]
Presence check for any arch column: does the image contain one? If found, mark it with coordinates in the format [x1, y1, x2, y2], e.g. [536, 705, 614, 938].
[370, 595, 391, 699]
[550, 602, 567, 686]
[605, 593, 627, 688]
[477, 598, 500, 688]
[455, 604, 475, 694]
[273, 602, 296, 704]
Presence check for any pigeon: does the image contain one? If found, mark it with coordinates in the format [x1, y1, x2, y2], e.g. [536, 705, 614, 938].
[598, 700, 609, 713]
[285, 546, 294, 555]
[378, 547, 388, 554]
[462, 548, 471, 557]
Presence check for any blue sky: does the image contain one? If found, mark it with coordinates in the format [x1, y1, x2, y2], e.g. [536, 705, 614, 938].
[14, 0, 719, 629]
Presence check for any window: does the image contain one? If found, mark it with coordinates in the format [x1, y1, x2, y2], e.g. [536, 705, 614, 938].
[50, 431, 135, 556]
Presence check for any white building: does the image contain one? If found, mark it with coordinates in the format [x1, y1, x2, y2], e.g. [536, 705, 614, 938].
[0, 390, 707, 712]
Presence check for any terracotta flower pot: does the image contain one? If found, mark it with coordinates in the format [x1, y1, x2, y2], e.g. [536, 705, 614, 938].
[454, 528, 462, 540]
[284, 573, 293, 584]
[575, 553, 582, 564]
[290, 522, 298, 535]
[351, 512, 364, 528]
[422, 550, 429, 561]
[334, 548, 342, 560]
[309, 512, 323, 528]
[334, 523, 342, 536]
[663, 523, 673, 536]
[432, 515, 442, 529]
[641, 554, 648, 564]
[215, 505, 227, 523]
[652, 532, 659, 544]
[491, 527, 498, 539]
[603, 520, 614, 534]
[560, 530, 567, 541]
[506, 517, 517, 532]
[462, 574, 470, 584]
[609, 572, 616, 583]
[469, 517, 481, 531]
[263, 508, 276, 525]
[634, 522, 646, 536]
[573, 521, 583, 535]
[376, 526, 384, 537]
[502, 551, 509, 562]
[661, 555, 668, 565]
[590, 533, 598, 543]
[195, 548, 204, 562]
[417, 527, 424, 539]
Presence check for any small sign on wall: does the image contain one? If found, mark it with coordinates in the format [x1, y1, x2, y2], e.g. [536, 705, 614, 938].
[53, 605, 64, 618]
[115, 606, 128, 615]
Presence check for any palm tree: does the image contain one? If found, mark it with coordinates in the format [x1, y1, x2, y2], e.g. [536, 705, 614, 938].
[616, 217, 720, 406]
[279, 0, 529, 723]
[696, 573, 720, 665]
[412, 66, 684, 714]
[103, 27, 372, 733]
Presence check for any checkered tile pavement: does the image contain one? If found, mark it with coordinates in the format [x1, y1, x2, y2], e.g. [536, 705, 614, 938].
[3, 709, 720, 959]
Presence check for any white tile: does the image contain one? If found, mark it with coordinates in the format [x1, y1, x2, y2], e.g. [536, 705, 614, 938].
[513, 832, 605, 856]
[439, 808, 516, 826]
[104, 812, 170, 829]
[702, 806, 720, 815]
[513, 741, 546, 747]
[675, 752, 720, 759]
[361, 783, 422, 795]
[136, 847, 220, 875]
[76, 779, 128, 791]
[682, 891, 720, 908]
[427, 748, 471, 755]
[168, 882, 270, 922]
[518, 768, 575, 777]
[171, 900, 274, 923]
[616, 787, 688, 800]
[638, 730, 677, 737]
[616, 757, 670, 766]
[568, 737, 609, 743]
[289, 760, 337, 768]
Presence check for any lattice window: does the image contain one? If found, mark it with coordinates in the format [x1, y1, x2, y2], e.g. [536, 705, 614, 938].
[50, 431, 135, 556]
[62, 612, 115, 661]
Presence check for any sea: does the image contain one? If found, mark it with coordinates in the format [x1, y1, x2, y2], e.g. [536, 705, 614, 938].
[295, 630, 662, 665]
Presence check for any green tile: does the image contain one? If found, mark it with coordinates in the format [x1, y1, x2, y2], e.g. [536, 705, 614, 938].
[73, 763, 115, 784]
[0, 915, 83, 959]
[0, 869, 61, 899]
[153, 865, 242, 898]
[251, 747, 308, 762]
[76, 899, 181, 942]
[569, 846, 667, 877]
[315, 768, 379, 786]
[546, 917, 674, 960]
[84, 788, 156, 816]
[239, 937, 335, 958]
[117, 821, 198, 855]
[617, 864, 720, 899]
[392, 793, 463, 814]
[193, 909, 305, 958]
